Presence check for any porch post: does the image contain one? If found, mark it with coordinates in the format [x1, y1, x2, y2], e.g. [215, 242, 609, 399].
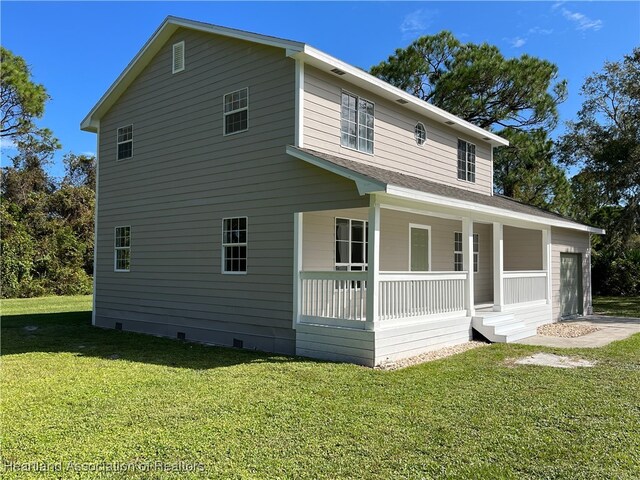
[366, 196, 380, 330]
[292, 212, 303, 328]
[462, 217, 475, 317]
[493, 222, 504, 312]
[542, 227, 552, 305]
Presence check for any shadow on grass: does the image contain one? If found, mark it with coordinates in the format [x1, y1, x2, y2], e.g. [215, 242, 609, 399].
[1, 310, 307, 370]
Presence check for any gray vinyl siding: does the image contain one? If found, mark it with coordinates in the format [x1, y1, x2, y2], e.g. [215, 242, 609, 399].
[95, 28, 367, 355]
[551, 227, 592, 321]
[303, 65, 493, 195]
[504, 225, 543, 271]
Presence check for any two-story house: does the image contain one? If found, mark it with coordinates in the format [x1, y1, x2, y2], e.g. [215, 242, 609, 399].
[81, 17, 603, 366]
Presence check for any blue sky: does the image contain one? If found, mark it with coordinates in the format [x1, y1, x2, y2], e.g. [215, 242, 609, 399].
[2, 1, 639, 178]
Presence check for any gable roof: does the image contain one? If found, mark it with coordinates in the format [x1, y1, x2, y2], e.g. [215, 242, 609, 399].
[287, 146, 604, 234]
[80, 16, 508, 146]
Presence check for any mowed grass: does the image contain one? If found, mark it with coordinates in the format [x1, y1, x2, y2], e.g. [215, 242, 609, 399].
[1, 296, 639, 479]
[593, 295, 640, 318]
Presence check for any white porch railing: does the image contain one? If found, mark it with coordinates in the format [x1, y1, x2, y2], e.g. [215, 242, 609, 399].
[378, 272, 467, 320]
[299, 271, 468, 325]
[503, 271, 547, 305]
[300, 271, 368, 323]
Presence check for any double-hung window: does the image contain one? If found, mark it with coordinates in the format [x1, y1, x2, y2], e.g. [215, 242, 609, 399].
[222, 217, 247, 273]
[223, 88, 248, 135]
[340, 92, 374, 154]
[335, 218, 368, 271]
[454, 232, 478, 272]
[457, 139, 476, 182]
[117, 125, 133, 160]
[114, 226, 131, 272]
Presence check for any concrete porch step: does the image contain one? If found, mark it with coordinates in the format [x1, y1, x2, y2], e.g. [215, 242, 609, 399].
[472, 313, 536, 343]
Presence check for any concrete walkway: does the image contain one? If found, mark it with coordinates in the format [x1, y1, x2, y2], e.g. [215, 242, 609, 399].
[517, 315, 640, 348]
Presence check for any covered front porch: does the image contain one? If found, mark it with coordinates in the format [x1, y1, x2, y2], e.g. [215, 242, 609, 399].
[292, 194, 553, 366]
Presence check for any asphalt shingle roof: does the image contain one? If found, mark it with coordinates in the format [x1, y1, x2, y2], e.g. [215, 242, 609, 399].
[291, 146, 598, 231]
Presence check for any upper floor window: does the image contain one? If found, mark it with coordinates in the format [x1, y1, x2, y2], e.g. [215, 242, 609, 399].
[340, 92, 374, 154]
[414, 122, 427, 146]
[222, 217, 247, 273]
[224, 88, 248, 135]
[335, 217, 368, 271]
[117, 125, 133, 160]
[114, 226, 131, 272]
[172, 41, 185, 73]
[457, 139, 476, 182]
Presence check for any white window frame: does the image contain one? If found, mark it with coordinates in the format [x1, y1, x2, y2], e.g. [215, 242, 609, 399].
[116, 125, 133, 161]
[409, 223, 432, 272]
[335, 217, 368, 271]
[457, 139, 476, 183]
[221, 216, 248, 274]
[340, 91, 375, 155]
[172, 41, 185, 74]
[223, 87, 249, 136]
[414, 122, 427, 146]
[114, 226, 131, 272]
[454, 231, 479, 273]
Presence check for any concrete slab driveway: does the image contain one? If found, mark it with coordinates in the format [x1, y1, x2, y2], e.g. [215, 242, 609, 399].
[517, 315, 640, 348]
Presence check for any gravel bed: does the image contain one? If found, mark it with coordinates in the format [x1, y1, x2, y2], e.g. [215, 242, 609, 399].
[537, 323, 600, 338]
[376, 341, 489, 371]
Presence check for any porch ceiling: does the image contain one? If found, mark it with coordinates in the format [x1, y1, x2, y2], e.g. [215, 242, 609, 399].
[286, 145, 604, 235]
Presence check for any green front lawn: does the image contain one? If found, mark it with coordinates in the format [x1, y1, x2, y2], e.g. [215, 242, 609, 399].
[2, 296, 639, 479]
[593, 295, 640, 318]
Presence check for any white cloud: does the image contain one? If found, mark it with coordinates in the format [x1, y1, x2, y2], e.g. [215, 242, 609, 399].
[81, 151, 96, 157]
[560, 7, 603, 31]
[510, 37, 527, 48]
[528, 26, 554, 35]
[400, 9, 437, 36]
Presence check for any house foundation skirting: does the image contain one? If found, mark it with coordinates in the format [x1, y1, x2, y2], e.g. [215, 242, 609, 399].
[295, 303, 553, 367]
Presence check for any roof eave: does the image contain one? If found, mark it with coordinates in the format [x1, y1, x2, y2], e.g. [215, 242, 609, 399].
[288, 146, 603, 235]
[286, 145, 385, 195]
[385, 185, 606, 234]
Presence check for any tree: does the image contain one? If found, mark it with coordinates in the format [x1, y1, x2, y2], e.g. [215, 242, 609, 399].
[1, 140, 95, 298]
[557, 48, 640, 241]
[557, 49, 640, 296]
[494, 129, 572, 214]
[0, 47, 49, 139]
[370, 32, 570, 212]
[370, 32, 567, 131]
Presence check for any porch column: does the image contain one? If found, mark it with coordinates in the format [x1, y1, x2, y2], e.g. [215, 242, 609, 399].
[292, 212, 303, 328]
[462, 217, 475, 317]
[366, 197, 380, 330]
[542, 227, 552, 305]
[493, 222, 504, 312]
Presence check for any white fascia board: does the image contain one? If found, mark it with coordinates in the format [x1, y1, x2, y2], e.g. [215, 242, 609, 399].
[167, 16, 305, 51]
[81, 16, 304, 132]
[286, 146, 385, 195]
[385, 185, 605, 234]
[291, 46, 509, 148]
